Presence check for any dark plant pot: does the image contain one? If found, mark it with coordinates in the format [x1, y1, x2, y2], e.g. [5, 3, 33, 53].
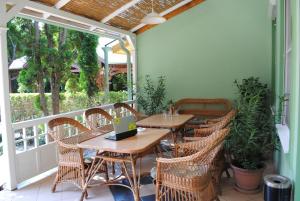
[231, 163, 265, 194]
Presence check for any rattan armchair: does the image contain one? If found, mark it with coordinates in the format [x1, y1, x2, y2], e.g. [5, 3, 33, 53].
[84, 107, 113, 133]
[156, 128, 230, 201]
[175, 128, 231, 195]
[48, 117, 107, 194]
[185, 109, 236, 138]
[114, 102, 147, 121]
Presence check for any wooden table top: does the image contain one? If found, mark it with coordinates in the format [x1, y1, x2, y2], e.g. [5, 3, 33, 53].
[136, 114, 194, 129]
[78, 128, 170, 154]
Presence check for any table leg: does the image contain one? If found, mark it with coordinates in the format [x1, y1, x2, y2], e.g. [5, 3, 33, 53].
[130, 155, 140, 201]
[80, 157, 105, 201]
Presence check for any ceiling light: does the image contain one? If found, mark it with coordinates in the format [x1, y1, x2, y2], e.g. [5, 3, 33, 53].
[141, 0, 166, 25]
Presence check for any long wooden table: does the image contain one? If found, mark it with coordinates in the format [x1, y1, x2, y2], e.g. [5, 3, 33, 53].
[77, 128, 170, 201]
[136, 114, 194, 143]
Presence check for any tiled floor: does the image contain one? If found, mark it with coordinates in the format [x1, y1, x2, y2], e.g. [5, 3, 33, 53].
[0, 155, 273, 201]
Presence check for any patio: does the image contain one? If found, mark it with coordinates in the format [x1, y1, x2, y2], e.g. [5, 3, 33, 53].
[0, 0, 300, 201]
[0, 155, 274, 201]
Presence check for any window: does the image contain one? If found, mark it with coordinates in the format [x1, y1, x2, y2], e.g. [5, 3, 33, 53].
[282, 0, 292, 125]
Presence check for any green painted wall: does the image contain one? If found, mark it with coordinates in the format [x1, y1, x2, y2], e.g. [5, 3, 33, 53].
[137, 0, 272, 101]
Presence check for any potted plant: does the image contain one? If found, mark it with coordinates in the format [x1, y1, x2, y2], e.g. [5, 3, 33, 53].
[225, 77, 277, 193]
[137, 75, 168, 115]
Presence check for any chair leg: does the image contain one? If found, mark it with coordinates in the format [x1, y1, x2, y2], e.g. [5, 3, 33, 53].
[104, 161, 109, 181]
[225, 168, 231, 178]
[51, 173, 59, 193]
[112, 162, 116, 175]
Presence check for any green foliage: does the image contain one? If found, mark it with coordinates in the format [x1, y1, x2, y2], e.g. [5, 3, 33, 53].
[10, 92, 127, 122]
[112, 73, 127, 91]
[137, 75, 167, 115]
[71, 32, 99, 97]
[225, 77, 278, 170]
[7, 18, 32, 64]
[65, 75, 81, 93]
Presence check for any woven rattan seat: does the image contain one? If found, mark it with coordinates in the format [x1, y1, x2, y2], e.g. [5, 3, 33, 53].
[156, 128, 229, 201]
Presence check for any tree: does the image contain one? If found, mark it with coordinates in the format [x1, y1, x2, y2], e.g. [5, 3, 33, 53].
[7, 18, 29, 66]
[45, 25, 75, 114]
[70, 32, 99, 97]
[17, 20, 49, 116]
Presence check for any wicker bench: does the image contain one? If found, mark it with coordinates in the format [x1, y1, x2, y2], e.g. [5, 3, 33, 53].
[174, 98, 232, 129]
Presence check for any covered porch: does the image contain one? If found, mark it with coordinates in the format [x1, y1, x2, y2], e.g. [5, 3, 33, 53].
[0, 0, 300, 201]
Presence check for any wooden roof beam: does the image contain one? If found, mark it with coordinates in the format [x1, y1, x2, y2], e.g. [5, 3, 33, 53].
[101, 0, 143, 23]
[132, 0, 205, 34]
[43, 0, 72, 19]
[7, 0, 135, 37]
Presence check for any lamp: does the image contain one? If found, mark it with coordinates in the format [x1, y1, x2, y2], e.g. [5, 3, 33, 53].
[141, 0, 166, 24]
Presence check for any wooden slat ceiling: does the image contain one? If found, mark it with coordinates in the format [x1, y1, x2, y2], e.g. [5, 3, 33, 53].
[30, 0, 205, 34]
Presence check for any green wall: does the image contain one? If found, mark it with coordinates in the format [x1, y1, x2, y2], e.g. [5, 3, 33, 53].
[137, 0, 272, 101]
[275, 0, 300, 200]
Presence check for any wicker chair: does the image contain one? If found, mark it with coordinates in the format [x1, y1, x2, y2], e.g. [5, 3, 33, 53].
[84, 107, 113, 133]
[48, 117, 105, 194]
[156, 128, 230, 201]
[113, 102, 146, 121]
[176, 128, 231, 195]
[186, 109, 236, 138]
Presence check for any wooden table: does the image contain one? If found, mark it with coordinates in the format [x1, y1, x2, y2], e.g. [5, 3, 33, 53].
[136, 114, 194, 142]
[77, 128, 170, 201]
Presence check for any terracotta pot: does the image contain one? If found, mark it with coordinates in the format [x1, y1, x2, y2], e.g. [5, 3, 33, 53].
[231, 163, 265, 193]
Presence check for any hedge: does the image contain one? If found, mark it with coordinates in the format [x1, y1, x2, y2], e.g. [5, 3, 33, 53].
[10, 91, 127, 123]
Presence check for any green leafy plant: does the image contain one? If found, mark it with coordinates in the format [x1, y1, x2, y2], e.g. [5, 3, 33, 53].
[225, 77, 277, 170]
[137, 75, 167, 115]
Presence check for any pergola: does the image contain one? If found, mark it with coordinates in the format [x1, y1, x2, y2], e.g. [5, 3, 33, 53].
[0, 0, 205, 191]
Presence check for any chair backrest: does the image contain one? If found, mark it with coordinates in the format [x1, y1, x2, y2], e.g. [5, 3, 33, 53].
[114, 102, 139, 119]
[174, 98, 232, 118]
[178, 127, 230, 158]
[184, 128, 230, 164]
[84, 108, 113, 132]
[194, 109, 236, 137]
[48, 117, 90, 141]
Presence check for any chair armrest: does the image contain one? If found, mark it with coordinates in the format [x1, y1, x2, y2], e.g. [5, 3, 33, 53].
[183, 137, 203, 142]
[57, 141, 79, 150]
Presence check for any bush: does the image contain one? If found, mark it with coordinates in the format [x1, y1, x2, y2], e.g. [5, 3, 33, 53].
[137, 75, 167, 115]
[225, 77, 277, 170]
[10, 91, 127, 122]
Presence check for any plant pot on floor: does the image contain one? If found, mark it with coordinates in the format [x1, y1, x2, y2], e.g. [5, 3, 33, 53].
[231, 163, 265, 193]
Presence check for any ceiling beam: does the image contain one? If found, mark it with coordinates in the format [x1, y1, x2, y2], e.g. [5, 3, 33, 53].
[5, 0, 29, 23]
[54, 0, 72, 9]
[7, 0, 135, 37]
[101, 0, 143, 23]
[133, 0, 205, 34]
[43, 0, 72, 19]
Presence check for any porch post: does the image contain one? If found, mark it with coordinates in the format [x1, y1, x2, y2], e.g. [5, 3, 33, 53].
[102, 47, 110, 97]
[119, 39, 133, 100]
[126, 35, 137, 100]
[0, 26, 17, 189]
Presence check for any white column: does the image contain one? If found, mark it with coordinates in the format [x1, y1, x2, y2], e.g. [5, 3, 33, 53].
[102, 47, 110, 97]
[119, 40, 132, 100]
[0, 27, 17, 190]
[126, 35, 137, 109]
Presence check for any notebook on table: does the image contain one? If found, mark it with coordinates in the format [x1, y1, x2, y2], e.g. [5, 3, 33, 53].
[105, 115, 137, 141]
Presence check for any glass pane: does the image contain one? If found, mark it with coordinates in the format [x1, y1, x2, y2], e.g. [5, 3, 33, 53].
[15, 141, 24, 153]
[26, 127, 34, 137]
[39, 135, 46, 146]
[26, 139, 35, 150]
[38, 124, 46, 135]
[14, 129, 23, 141]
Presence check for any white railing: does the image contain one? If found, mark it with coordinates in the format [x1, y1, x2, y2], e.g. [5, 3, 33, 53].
[12, 100, 136, 154]
[0, 123, 3, 156]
